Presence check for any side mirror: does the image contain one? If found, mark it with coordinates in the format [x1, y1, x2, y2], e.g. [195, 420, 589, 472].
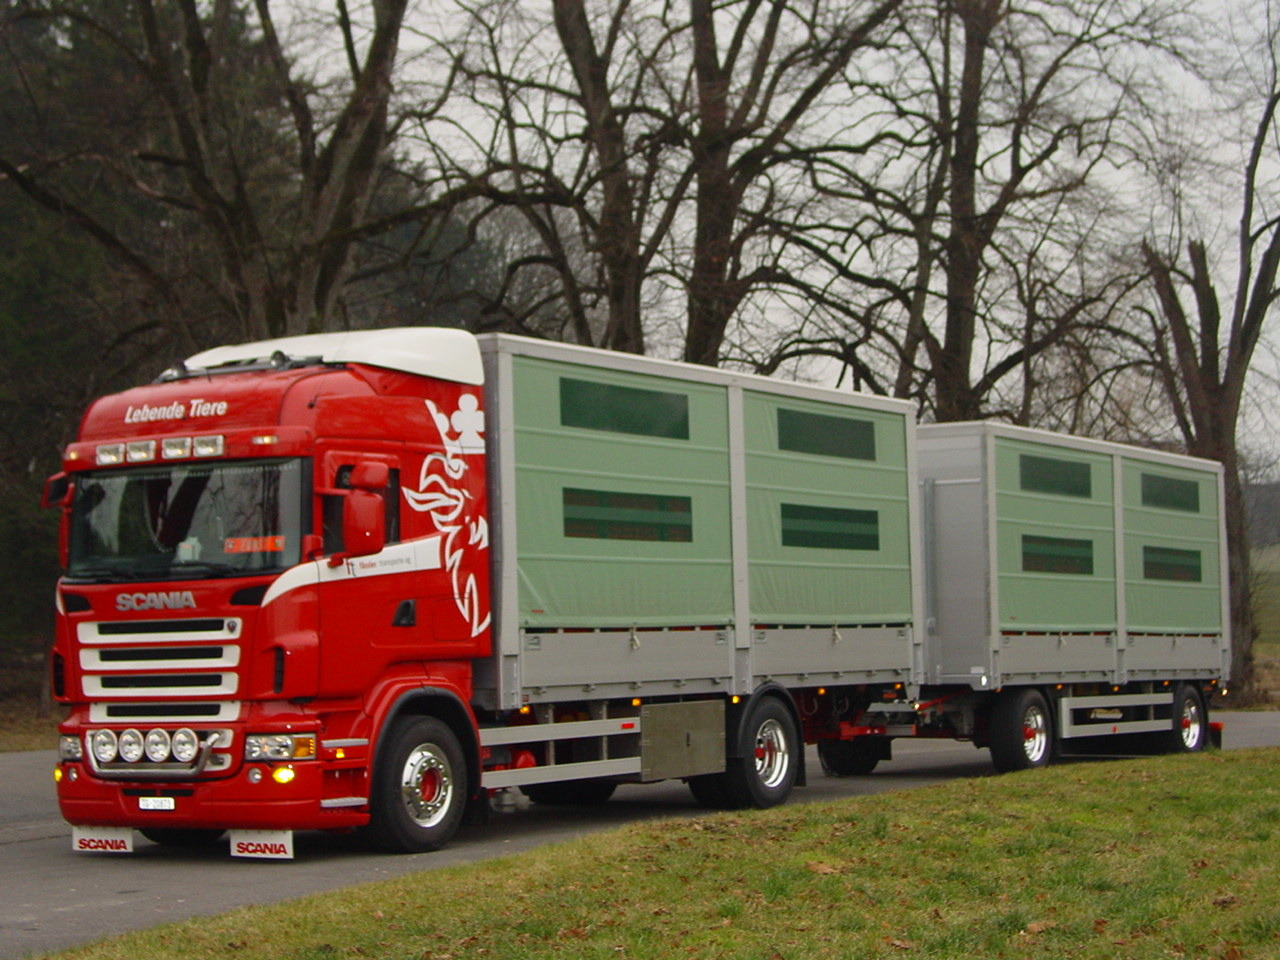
[42, 473, 72, 509]
[42, 473, 74, 569]
[326, 461, 388, 567]
[340, 488, 386, 561]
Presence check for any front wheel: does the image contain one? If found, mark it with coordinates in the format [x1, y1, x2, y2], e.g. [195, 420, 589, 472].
[1166, 684, 1208, 753]
[366, 716, 467, 853]
[989, 688, 1054, 773]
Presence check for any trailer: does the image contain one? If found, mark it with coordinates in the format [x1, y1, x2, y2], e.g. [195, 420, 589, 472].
[44, 329, 1228, 858]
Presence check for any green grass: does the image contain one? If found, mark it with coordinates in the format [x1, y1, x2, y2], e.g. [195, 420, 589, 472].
[31, 748, 1280, 960]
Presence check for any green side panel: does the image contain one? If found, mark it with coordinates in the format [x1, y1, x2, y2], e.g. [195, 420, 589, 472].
[743, 391, 913, 624]
[1121, 459, 1222, 632]
[994, 439, 1117, 630]
[512, 357, 733, 627]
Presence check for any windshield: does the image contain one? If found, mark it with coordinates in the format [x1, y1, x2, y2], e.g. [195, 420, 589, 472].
[68, 458, 307, 581]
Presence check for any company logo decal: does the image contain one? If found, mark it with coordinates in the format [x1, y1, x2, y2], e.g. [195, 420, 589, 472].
[234, 840, 290, 856]
[123, 398, 228, 423]
[76, 836, 130, 851]
[116, 591, 198, 612]
[403, 394, 490, 637]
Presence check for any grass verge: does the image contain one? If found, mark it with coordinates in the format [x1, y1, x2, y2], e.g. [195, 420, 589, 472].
[35, 748, 1280, 960]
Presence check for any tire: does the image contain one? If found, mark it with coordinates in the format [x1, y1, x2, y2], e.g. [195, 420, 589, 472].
[1166, 683, 1208, 753]
[140, 828, 226, 847]
[366, 716, 467, 853]
[989, 688, 1054, 773]
[687, 772, 735, 809]
[522, 779, 617, 805]
[817, 738, 882, 777]
[722, 696, 800, 808]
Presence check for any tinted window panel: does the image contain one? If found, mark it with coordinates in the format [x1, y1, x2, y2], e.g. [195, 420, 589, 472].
[1144, 546, 1202, 582]
[563, 488, 692, 542]
[1022, 535, 1094, 575]
[781, 503, 879, 550]
[560, 378, 689, 439]
[777, 408, 876, 461]
[1141, 473, 1200, 513]
[1020, 454, 1092, 498]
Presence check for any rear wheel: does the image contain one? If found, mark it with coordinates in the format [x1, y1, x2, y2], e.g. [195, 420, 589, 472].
[818, 738, 882, 777]
[522, 779, 617, 805]
[723, 696, 800, 808]
[989, 688, 1053, 773]
[1166, 684, 1208, 753]
[366, 716, 466, 853]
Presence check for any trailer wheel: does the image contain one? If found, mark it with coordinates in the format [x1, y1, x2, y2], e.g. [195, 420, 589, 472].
[367, 716, 466, 853]
[989, 688, 1053, 773]
[817, 738, 881, 777]
[723, 696, 800, 808]
[140, 828, 226, 847]
[1167, 684, 1208, 753]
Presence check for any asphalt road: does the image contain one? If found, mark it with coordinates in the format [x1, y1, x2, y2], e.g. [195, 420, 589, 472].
[2, 711, 1277, 959]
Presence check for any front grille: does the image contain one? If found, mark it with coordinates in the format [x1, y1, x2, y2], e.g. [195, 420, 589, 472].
[92, 702, 239, 722]
[77, 619, 243, 700]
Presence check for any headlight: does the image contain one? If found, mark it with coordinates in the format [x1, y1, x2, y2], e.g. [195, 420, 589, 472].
[145, 728, 172, 763]
[171, 728, 200, 763]
[244, 733, 316, 761]
[118, 728, 145, 763]
[91, 729, 118, 764]
[59, 735, 83, 762]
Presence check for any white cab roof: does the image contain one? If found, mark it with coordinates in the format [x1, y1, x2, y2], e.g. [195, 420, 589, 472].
[184, 327, 484, 385]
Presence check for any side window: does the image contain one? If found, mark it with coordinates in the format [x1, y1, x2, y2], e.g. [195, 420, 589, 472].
[559, 378, 690, 439]
[1143, 546, 1202, 582]
[563, 488, 692, 542]
[777, 408, 876, 461]
[1141, 473, 1200, 513]
[1022, 535, 1094, 575]
[780, 503, 879, 550]
[1019, 454, 1091, 498]
[322, 464, 400, 554]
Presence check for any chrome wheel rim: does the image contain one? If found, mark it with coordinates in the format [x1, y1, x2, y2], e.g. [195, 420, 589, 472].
[400, 743, 454, 828]
[1180, 698, 1204, 750]
[1022, 706, 1049, 764]
[754, 718, 791, 789]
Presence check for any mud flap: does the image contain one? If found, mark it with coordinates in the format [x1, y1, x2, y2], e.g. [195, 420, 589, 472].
[72, 826, 135, 854]
[229, 829, 294, 859]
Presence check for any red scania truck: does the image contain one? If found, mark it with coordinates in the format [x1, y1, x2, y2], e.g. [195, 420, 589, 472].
[45, 328, 1229, 858]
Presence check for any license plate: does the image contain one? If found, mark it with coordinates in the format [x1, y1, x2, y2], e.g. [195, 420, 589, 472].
[139, 797, 176, 811]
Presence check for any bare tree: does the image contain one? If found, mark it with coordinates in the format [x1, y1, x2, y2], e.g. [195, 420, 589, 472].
[746, 0, 1197, 420]
[416, 0, 904, 361]
[1, 0, 417, 340]
[1138, 5, 1280, 695]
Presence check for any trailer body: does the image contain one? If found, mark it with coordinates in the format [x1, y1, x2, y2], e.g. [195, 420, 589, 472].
[44, 330, 1228, 858]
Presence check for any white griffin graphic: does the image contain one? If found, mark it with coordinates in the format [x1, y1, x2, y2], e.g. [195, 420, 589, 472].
[403, 394, 490, 637]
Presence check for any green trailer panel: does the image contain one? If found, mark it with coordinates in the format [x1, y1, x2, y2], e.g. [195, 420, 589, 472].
[993, 438, 1117, 632]
[1120, 458, 1223, 633]
[510, 356, 734, 627]
[742, 391, 914, 624]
